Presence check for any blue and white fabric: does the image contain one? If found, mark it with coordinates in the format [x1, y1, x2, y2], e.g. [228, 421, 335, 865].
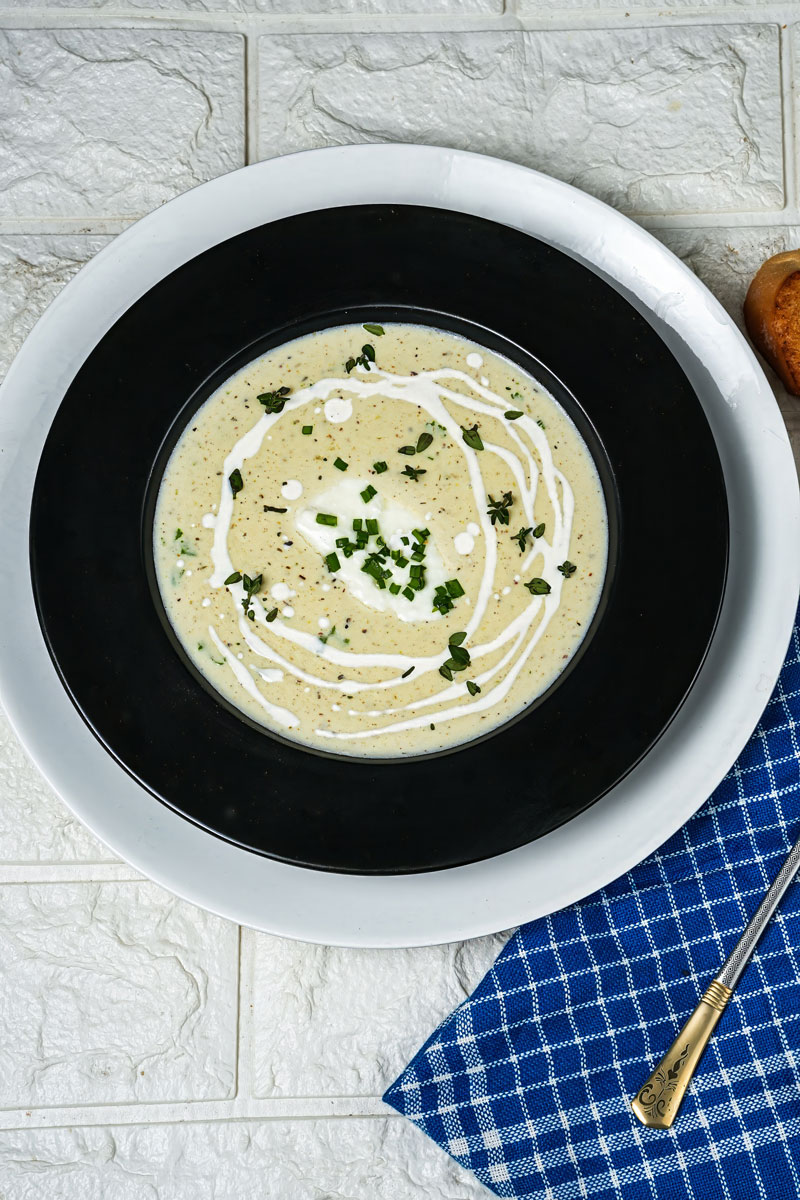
[384, 608, 800, 1199]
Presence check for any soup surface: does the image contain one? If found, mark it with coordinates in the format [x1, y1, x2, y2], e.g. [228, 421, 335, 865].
[154, 323, 607, 757]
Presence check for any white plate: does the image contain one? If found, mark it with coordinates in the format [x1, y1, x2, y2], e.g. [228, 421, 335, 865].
[1, 146, 797, 947]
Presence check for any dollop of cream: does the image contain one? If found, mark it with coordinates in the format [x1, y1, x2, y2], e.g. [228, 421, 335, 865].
[281, 480, 303, 501]
[466, 352, 483, 369]
[324, 396, 353, 423]
[201, 513, 216, 529]
[270, 582, 295, 602]
[454, 531, 475, 555]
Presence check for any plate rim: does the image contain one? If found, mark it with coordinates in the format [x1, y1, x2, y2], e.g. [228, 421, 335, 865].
[0, 143, 797, 945]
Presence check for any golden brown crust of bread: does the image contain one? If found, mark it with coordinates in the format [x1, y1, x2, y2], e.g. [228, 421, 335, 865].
[744, 249, 800, 395]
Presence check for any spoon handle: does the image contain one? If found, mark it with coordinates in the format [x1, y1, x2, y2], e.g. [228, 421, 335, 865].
[631, 831, 800, 1129]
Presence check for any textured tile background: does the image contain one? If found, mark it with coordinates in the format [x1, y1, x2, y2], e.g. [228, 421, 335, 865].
[0, 4, 798, 1197]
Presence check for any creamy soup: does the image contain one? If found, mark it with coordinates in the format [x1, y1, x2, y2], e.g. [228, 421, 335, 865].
[154, 324, 607, 757]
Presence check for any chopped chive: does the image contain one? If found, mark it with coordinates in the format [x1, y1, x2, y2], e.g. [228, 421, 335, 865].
[398, 445, 416, 456]
[410, 564, 423, 578]
[316, 513, 338, 526]
[363, 323, 385, 336]
[416, 431, 434, 453]
[402, 586, 415, 601]
[361, 485, 377, 503]
[461, 425, 484, 452]
[389, 583, 401, 595]
[449, 631, 467, 646]
[412, 528, 430, 543]
[229, 468, 243, 496]
[394, 555, 409, 569]
[224, 571, 242, 585]
[466, 680, 481, 696]
[504, 410, 524, 421]
[334, 457, 348, 471]
[352, 518, 363, 531]
[373, 460, 388, 474]
[366, 518, 379, 535]
[446, 579, 465, 598]
[524, 577, 551, 595]
[302, 425, 313, 435]
[325, 553, 341, 572]
[401, 666, 415, 678]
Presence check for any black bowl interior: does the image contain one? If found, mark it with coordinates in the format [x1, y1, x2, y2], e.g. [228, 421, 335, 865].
[30, 204, 728, 873]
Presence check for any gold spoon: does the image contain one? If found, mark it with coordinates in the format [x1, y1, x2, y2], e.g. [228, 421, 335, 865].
[631, 831, 800, 1129]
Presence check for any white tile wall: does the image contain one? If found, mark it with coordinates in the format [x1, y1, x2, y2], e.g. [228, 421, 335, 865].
[0, 3, 798, 1196]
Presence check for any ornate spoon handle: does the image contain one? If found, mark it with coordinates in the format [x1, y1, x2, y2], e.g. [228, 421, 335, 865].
[631, 831, 800, 1129]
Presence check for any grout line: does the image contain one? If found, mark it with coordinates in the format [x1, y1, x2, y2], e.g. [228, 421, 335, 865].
[0, 7, 793, 35]
[0, 1096, 390, 1131]
[236, 926, 257, 1102]
[782, 22, 797, 213]
[245, 29, 259, 166]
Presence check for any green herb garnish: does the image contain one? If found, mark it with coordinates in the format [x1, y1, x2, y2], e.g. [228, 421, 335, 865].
[416, 431, 434, 453]
[363, 323, 385, 336]
[229, 469, 243, 496]
[466, 680, 481, 696]
[402, 586, 415, 601]
[558, 561, 577, 578]
[373, 461, 388, 474]
[345, 343, 377, 373]
[263, 504, 287, 513]
[533, 522, 545, 538]
[240, 572, 263, 620]
[302, 426, 313, 435]
[361, 484, 377, 503]
[524, 577, 551, 595]
[487, 491, 514, 526]
[449, 631, 467, 646]
[504, 410, 524, 421]
[325, 552, 341, 572]
[401, 666, 415, 678]
[316, 513, 338, 527]
[266, 608, 278, 622]
[174, 528, 183, 540]
[439, 664, 453, 681]
[224, 571, 242, 585]
[446, 579, 465, 597]
[257, 386, 291, 414]
[402, 465, 426, 481]
[398, 444, 416, 456]
[513, 527, 533, 553]
[334, 457, 348, 471]
[461, 424, 484, 452]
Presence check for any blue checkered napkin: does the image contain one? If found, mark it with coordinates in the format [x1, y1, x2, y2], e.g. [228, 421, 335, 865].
[384, 607, 800, 1200]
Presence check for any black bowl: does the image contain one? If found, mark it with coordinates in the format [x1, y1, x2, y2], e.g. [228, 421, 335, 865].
[30, 204, 728, 874]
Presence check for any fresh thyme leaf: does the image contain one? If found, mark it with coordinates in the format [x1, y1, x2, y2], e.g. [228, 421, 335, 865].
[174, 528, 183, 540]
[487, 491, 514, 526]
[263, 504, 287, 513]
[401, 666, 415, 678]
[334, 457, 348, 471]
[558, 561, 577, 578]
[461, 424, 484, 452]
[224, 571, 242, 585]
[319, 625, 336, 645]
[257, 388, 290, 414]
[504, 410, 524, 421]
[362, 343, 376, 362]
[533, 522, 545, 538]
[398, 445, 416, 456]
[363, 323, 385, 336]
[466, 680, 481, 696]
[345, 357, 356, 374]
[448, 644, 470, 668]
[228, 468, 243, 496]
[265, 608, 278, 622]
[513, 527, 533, 552]
[524, 577, 551, 595]
[416, 431, 434, 453]
[373, 461, 388, 474]
[402, 465, 426, 481]
[448, 631, 467, 647]
[439, 664, 454, 682]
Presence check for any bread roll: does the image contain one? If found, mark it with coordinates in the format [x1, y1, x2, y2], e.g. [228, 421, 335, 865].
[744, 249, 800, 396]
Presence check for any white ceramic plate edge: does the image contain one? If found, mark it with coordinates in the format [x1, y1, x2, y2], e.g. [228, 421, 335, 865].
[1, 144, 797, 947]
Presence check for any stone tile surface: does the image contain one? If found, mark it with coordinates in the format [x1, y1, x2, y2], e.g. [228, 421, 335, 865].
[657, 225, 800, 470]
[0, 882, 238, 1107]
[0, 1117, 484, 1199]
[0, 30, 244, 219]
[0, 234, 111, 382]
[252, 931, 509, 1096]
[257, 26, 782, 215]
